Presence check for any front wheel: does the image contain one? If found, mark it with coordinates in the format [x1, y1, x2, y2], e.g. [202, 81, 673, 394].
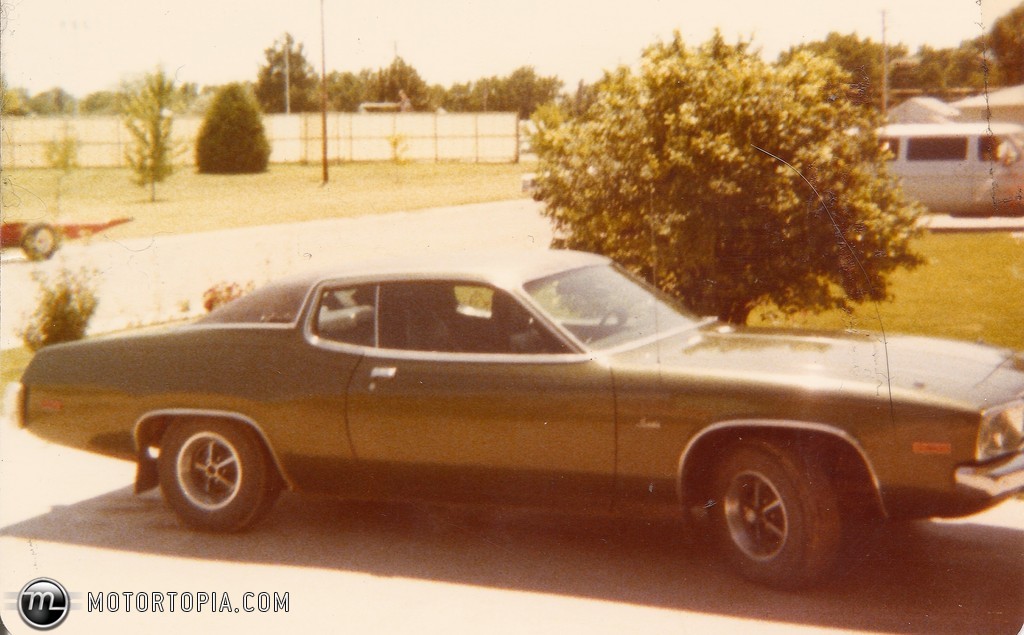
[711, 442, 841, 588]
[158, 420, 281, 532]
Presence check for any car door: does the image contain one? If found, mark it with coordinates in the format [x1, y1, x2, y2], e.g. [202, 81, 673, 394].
[345, 280, 617, 510]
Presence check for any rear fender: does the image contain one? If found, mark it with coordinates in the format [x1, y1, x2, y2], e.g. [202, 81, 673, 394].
[132, 408, 293, 493]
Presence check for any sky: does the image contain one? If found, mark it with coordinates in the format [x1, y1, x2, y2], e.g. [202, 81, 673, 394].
[1, 0, 1020, 98]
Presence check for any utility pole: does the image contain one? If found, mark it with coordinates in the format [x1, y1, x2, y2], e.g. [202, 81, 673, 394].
[284, 34, 291, 115]
[881, 10, 889, 119]
[320, 0, 329, 184]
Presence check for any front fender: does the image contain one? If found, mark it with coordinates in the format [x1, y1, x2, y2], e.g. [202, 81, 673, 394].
[676, 419, 887, 517]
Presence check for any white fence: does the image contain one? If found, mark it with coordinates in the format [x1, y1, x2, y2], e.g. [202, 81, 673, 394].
[0, 111, 521, 169]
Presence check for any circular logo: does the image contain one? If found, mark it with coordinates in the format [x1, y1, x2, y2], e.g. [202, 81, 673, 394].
[18, 578, 70, 630]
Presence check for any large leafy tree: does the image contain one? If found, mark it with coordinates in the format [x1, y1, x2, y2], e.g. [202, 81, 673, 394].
[533, 33, 922, 324]
[896, 41, 988, 93]
[563, 79, 601, 119]
[501, 66, 563, 119]
[781, 30, 1001, 102]
[779, 33, 907, 108]
[27, 87, 77, 115]
[122, 68, 181, 202]
[439, 67, 562, 118]
[366, 57, 429, 108]
[324, 70, 372, 112]
[195, 83, 271, 174]
[1, 75, 29, 115]
[80, 90, 123, 115]
[989, 2, 1024, 85]
[255, 33, 317, 113]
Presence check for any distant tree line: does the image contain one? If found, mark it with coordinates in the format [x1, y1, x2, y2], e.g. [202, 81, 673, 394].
[251, 33, 563, 119]
[0, 33, 563, 120]
[775, 4, 1022, 108]
[2, 3, 1021, 119]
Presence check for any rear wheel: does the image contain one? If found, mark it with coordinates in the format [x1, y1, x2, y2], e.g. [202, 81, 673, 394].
[21, 223, 60, 261]
[158, 420, 281, 532]
[711, 442, 841, 588]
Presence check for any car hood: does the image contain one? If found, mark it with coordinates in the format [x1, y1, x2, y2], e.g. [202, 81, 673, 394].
[608, 325, 1024, 410]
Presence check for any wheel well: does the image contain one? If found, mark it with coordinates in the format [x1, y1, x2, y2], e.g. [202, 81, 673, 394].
[679, 425, 886, 519]
[134, 413, 288, 491]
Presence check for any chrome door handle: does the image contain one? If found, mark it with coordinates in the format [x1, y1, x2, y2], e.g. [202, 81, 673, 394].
[370, 366, 397, 379]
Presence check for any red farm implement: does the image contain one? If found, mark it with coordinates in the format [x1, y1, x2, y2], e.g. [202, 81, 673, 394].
[1, 217, 133, 261]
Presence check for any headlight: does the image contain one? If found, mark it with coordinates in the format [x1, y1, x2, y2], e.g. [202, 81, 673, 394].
[977, 400, 1024, 461]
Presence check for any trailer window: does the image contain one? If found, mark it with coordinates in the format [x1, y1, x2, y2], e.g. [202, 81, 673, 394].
[979, 135, 1021, 164]
[906, 136, 968, 161]
[879, 137, 899, 160]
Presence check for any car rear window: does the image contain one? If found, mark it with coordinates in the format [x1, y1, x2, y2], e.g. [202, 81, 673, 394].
[198, 281, 308, 325]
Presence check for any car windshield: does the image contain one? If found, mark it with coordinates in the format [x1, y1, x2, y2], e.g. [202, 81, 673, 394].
[523, 264, 703, 350]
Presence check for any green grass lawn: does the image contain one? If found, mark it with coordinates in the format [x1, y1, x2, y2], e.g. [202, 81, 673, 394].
[1, 163, 532, 241]
[748, 231, 1024, 350]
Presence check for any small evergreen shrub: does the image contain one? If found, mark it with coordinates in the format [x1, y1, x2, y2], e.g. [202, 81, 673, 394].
[19, 268, 99, 351]
[195, 84, 271, 174]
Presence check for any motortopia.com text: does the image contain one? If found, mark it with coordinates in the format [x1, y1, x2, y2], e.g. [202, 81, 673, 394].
[86, 591, 289, 613]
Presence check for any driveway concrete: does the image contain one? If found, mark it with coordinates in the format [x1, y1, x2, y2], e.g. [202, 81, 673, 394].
[0, 408, 1021, 635]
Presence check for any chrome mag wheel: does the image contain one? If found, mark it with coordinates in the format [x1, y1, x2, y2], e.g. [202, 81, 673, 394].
[175, 431, 243, 511]
[722, 469, 789, 561]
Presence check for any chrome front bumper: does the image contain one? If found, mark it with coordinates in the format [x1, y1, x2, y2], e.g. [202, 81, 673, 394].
[955, 451, 1024, 498]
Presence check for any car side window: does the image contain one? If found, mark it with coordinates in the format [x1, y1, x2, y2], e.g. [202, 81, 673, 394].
[314, 285, 377, 347]
[377, 282, 570, 354]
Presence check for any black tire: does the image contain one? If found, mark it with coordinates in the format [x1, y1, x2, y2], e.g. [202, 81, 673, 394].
[158, 419, 281, 532]
[21, 223, 60, 261]
[710, 442, 841, 589]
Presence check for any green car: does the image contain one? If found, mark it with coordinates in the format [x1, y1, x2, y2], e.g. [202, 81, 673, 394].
[16, 250, 1024, 588]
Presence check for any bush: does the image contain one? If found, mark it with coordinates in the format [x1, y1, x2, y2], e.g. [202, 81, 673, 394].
[196, 84, 271, 174]
[203, 280, 254, 312]
[388, 133, 409, 164]
[19, 268, 99, 351]
[533, 33, 922, 324]
[45, 131, 80, 172]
